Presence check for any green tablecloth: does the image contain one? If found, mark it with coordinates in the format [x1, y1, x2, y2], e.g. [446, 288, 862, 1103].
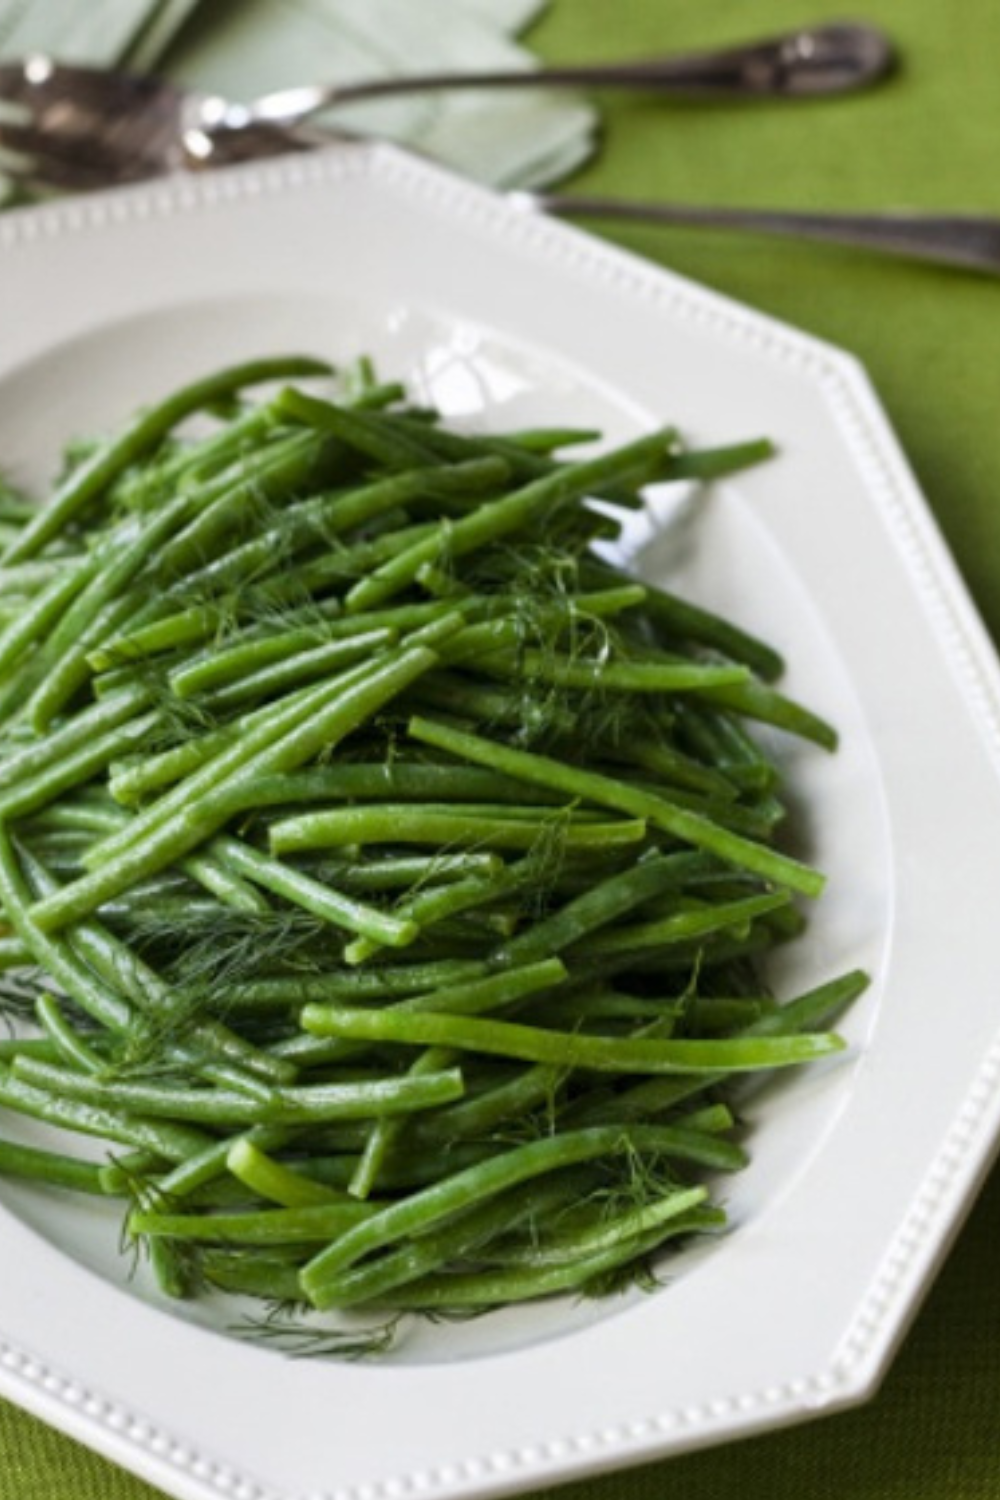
[4, 0, 1000, 1495]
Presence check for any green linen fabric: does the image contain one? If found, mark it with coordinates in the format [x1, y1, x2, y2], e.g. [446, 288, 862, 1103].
[3, 0, 1000, 1496]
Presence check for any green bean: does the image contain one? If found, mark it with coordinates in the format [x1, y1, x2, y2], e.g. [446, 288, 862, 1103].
[0, 1068, 214, 1162]
[0, 562, 66, 597]
[0, 933, 32, 968]
[225, 1139, 351, 1208]
[207, 959, 490, 1013]
[25, 498, 191, 730]
[100, 624, 454, 854]
[0, 559, 95, 679]
[194, 628, 397, 713]
[0, 826, 135, 1034]
[492, 852, 718, 967]
[474, 649, 752, 695]
[152, 431, 331, 585]
[340, 865, 529, 966]
[107, 717, 254, 806]
[152, 1124, 293, 1201]
[568, 890, 792, 957]
[167, 625, 341, 702]
[130, 1200, 378, 1244]
[343, 428, 678, 615]
[13, 840, 292, 1088]
[35, 993, 106, 1074]
[34, 645, 443, 929]
[405, 1062, 562, 1148]
[300, 1123, 742, 1308]
[276, 386, 443, 469]
[10, 1054, 465, 1127]
[3, 357, 332, 566]
[472, 1186, 715, 1273]
[279, 958, 567, 1068]
[676, 706, 781, 793]
[342, 963, 570, 1195]
[308, 852, 507, 888]
[270, 805, 647, 856]
[205, 833, 418, 949]
[0, 1132, 114, 1195]
[585, 559, 784, 682]
[408, 716, 825, 898]
[27, 789, 270, 915]
[118, 403, 280, 510]
[179, 457, 508, 601]
[0, 710, 158, 820]
[285, 520, 439, 599]
[296, 1170, 603, 1307]
[89, 605, 224, 670]
[299, 1002, 842, 1076]
[211, 772, 560, 826]
[567, 970, 869, 1127]
[391, 1207, 724, 1309]
[692, 676, 838, 751]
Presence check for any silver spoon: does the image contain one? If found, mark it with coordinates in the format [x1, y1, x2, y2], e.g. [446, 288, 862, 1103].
[0, 22, 894, 191]
[190, 21, 895, 145]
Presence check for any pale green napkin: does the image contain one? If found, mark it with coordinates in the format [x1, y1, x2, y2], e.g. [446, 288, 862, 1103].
[0, 0, 201, 67]
[0, 0, 597, 203]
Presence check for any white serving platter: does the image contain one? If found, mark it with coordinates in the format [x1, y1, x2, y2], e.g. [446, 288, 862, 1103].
[0, 141, 999, 1500]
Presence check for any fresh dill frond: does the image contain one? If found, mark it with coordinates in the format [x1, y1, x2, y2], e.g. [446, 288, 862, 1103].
[0, 970, 46, 1031]
[578, 1254, 662, 1300]
[125, 903, 332, 993]
[230, 1304, 405, 1361]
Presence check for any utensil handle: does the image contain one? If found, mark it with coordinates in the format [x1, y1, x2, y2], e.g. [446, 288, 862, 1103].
[526, 195, 1000, 276]
[218, 23, 893, 134]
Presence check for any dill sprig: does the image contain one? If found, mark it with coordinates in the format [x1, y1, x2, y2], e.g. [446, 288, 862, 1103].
[228, 1303, 404, 1361]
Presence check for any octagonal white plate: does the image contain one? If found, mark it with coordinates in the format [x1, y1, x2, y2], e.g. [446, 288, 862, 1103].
[1, 143, 1000, 1500]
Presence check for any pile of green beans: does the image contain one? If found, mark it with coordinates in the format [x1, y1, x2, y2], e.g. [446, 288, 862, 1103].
[0, 355, 866, 1343]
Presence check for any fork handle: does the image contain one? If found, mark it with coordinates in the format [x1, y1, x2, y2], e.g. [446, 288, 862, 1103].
[203, 22, 893, 136]
[523, 195, 1000, 275]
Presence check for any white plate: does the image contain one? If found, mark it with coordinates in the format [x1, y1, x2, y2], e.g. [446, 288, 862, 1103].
[1, 143, 1000, 1500]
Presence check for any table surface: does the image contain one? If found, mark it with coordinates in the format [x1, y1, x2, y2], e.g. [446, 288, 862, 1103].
[4, 0, 1000, 1496]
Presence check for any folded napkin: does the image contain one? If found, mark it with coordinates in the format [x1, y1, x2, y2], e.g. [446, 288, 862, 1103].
[0, 0, 201, 69]
[0, 0, 597, 205]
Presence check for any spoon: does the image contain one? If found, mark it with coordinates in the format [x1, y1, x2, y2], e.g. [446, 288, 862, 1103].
[192, 21, 895, 148]
[0, 22, 895, 189]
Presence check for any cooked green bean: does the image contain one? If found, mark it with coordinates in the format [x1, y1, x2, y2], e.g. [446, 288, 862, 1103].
[408, 716, 825, 898]
[2, 357, 331, 565]
[270, 805, 648, 856]
[10, 1054, 465, 1127]
[343, 428, 678, 615]
[300, 1123, 746, 1309]
[35, 645, 443, 928]
[0, 1132, 114, 1195]
[299, 1003, 842, 1076]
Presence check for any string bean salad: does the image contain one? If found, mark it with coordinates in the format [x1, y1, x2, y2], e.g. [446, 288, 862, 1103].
[0, 354, 865, 1349]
